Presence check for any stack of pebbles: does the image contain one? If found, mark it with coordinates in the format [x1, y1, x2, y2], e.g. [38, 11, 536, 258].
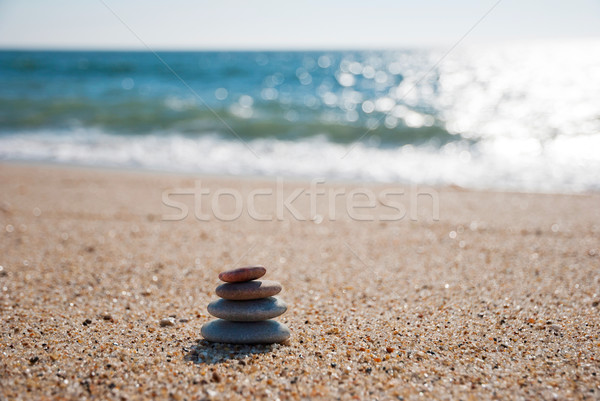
[201, 266, 290, 344]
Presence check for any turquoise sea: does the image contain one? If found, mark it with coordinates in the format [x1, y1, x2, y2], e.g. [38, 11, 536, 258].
[1, 40, 599, 192]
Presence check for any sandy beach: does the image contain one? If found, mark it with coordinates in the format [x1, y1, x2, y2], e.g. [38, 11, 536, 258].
[1, 162, 599, 400]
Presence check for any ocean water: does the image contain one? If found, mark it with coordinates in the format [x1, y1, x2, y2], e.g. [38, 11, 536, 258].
[1, 41, 599, 192]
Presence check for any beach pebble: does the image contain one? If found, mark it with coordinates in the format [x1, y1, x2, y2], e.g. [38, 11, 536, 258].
[549, 324, 561, 332]
[201, 319, 290, 344]
[216, 280, 282, 300]
[160, 317, 175, 327]
[207, 297, 287, 321]
[219, 266, 266, 283]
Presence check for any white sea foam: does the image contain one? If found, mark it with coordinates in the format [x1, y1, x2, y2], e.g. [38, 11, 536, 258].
[1, 129, 598, 193]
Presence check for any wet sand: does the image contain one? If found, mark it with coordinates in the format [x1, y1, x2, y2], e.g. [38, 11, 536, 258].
[1, 162, 599, 400]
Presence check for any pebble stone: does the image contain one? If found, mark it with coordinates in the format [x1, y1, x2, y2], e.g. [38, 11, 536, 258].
[218, 266, 266, 283]
[216, 279, 282, 300]
[201, 319, 291, 344]
[159, 317, 175, 327]
[207, 297, 287, 321]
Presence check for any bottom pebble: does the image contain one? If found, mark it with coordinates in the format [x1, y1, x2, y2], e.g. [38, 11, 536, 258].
[201, 319, 291, 344]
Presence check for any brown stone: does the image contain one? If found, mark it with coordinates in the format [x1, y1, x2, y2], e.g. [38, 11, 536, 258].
[218, 266, 266, 283]
[216, 280, 282, 300]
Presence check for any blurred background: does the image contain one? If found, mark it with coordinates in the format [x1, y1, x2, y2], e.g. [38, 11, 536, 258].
[1, 0, 599, 192]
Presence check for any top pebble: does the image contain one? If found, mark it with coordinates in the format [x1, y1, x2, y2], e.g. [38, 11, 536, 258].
[219, 266, 267, 283]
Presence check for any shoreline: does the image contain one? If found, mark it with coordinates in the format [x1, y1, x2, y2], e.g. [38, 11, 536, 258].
[1, 161, 599, 399]
[1, 159, 597, 197]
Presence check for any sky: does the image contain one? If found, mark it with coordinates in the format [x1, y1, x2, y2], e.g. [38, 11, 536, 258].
[0, 0, 599, 50]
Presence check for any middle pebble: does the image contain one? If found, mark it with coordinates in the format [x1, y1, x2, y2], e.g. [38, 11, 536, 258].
[208, 297, 287, 321]
[216, 280, 282, 300]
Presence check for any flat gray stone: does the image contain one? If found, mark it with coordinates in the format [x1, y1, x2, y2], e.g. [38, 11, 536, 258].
[216, 280, 282, 300]
[207, 297, 287, 321]
[201, 319, 291, 344]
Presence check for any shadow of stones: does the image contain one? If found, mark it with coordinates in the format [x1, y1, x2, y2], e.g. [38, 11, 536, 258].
[184, 339, 276, 365]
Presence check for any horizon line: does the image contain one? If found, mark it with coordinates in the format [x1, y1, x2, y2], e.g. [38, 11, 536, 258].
[1, 36, 598, 53]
